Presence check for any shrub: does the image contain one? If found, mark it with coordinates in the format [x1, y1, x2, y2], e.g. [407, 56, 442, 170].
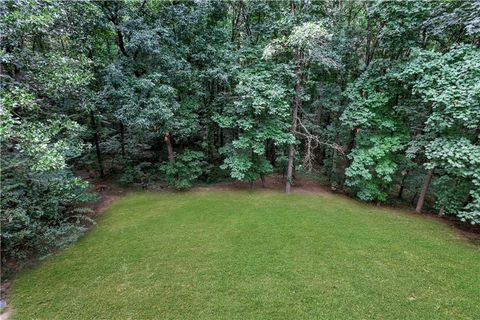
[159, 150, 205, 189]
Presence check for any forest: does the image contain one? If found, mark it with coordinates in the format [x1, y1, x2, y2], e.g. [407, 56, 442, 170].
[1, 0, 479, 273]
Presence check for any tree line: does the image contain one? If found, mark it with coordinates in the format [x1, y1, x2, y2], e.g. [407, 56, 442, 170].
[1, 0, 479, 271]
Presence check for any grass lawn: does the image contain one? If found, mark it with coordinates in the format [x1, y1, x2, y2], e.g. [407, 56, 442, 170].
[9, 191, 480, 319]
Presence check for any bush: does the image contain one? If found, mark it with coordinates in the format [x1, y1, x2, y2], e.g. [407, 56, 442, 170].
[119, 161, 153, 185]
[159, 150, 205, 189]
[1, 87, 95, 274]
[1, 169, 96, 271]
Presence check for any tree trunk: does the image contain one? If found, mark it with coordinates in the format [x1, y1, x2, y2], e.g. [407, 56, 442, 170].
[317, 147, 325, 167]
[220, 127, 224, 149]
[411, 191, 418, 205]
[339, 129, 357, 190]
[116, 29, 129, 57]
[415, 169, 433, 213]
[331, 147, 338, 187]
[102, 1, 129, 58]
[398, 183, 405, 200]
[164, 132, 174, 162]
[119, 122, 125, 159]
[439, 206, 445, 216]
[90, 110, 105, 178]
[286, 48, 301, 193]
[397, 171, 409, 199]
[365, 11, 372, 67]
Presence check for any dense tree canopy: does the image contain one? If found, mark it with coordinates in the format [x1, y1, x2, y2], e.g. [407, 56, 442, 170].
[1, 0, 479, 271]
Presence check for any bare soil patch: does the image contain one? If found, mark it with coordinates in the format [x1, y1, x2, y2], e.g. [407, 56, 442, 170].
[191, 174, 328, 194]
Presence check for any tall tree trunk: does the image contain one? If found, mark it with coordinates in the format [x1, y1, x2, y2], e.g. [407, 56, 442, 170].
[339, 128, 357, 190]
[331, 146, 338, 186]
[90, 110, 105, 178]
[116, 29, 129, 57]
[397, 171, 409, 199]
[164, 132, 174, 162]
[415, 169, 433, 213]
[266, 140, 276, 166]
[398, 182, 406, 200]
[119, 122, 125, 159]
[286, 48, 301, 193]
[365, 11, 372, 67]
[102, 1, 129, 58]
[231, 3, 238, 42]
[220, 127, 224, 149]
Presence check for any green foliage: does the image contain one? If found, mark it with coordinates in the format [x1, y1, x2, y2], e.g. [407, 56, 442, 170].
[425, 138, 480, 224]
[398, 45, 480, 133]
[432, 176, 472, 216]
[346, 133, 407, 202]
[426, 1, 480, 37]
[160, 150, 205, 190]
[27, 53, 93, 99]
[1, 87, 95, 268]
[370, 0, 434, 52]
[2, 0, 480, 271]
[398, 45, 480, 223]
[343, 42, 479, 221]
[342, 58, 409, 202]
[119, 162, 153, 186]
[215, 62, 294, 182]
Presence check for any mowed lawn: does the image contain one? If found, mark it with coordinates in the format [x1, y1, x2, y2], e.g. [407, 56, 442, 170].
[9, 191, 480, 319]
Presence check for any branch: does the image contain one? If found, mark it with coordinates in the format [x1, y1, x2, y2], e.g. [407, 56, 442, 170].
[294, 116, 345, 172]
[101, 1, 129, 57]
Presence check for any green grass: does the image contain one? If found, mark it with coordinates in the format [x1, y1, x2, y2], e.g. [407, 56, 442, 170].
[9, 191, 480, 319]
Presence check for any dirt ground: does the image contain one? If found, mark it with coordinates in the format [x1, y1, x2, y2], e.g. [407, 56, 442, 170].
[191, 174, 328, 194]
